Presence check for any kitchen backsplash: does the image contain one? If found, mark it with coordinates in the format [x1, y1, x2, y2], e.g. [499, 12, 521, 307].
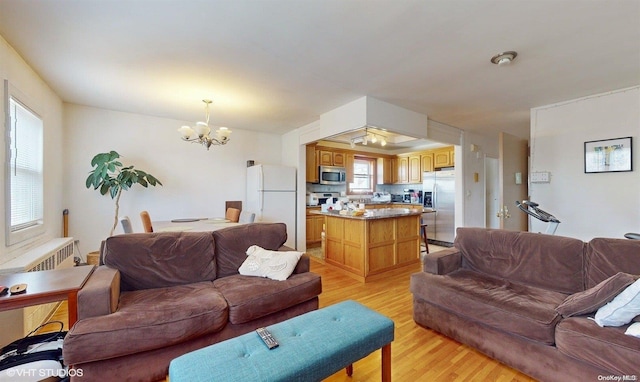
[306, 182, 422, 196]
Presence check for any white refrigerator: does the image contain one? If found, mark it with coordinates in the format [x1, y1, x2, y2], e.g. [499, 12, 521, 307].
[246, 164, 297, 249]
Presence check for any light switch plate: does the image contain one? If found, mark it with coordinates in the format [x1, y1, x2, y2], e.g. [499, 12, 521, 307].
[515, 172, 522, 185]
[531, 171, 551, 183]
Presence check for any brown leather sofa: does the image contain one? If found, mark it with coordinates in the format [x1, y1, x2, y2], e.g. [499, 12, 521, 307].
[411, 227, 640, 381]
[63, 223, 322, 382]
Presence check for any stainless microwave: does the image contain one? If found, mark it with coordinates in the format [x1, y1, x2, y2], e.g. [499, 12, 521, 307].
[319, 165, 346, 185]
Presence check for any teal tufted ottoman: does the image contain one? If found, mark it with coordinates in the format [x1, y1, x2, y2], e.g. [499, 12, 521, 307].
[169, 300, 394, 381]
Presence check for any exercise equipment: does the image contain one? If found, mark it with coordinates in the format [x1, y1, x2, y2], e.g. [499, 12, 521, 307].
[516, 200, 561, 235]
[624, 233, 640, 240]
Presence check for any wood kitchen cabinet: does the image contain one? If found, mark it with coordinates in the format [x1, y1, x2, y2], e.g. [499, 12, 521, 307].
[421, 153, 434, 173]
[306, 207, 324, 247]
[307, 144, 453, 184]
[434, 148, 454, 168]
[345, 153, 354, 183]
[319, 150, 345, 167]
[323, 212, 421, 282]
[306, 145, 319, 183]
[376, 157, 395, 184]
[397, 156, 409, 184]
[408, 155, 421, 183]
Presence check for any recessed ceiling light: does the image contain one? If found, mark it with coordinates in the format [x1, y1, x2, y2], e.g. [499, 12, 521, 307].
[490, 51, 518, 66]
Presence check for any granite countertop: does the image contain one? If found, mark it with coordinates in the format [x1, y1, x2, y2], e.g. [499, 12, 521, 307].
[307, 202, 422, 208]
[310, 207, 423, 220]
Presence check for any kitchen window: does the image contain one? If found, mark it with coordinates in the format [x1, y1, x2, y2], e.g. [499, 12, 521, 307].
[4, 81, 44, 245]
[348, 157, 375, 194]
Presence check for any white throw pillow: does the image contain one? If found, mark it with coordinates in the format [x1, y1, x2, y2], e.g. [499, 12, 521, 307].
[238, 245, 303, 281]
[594, 278, 640, 327]
[625, 322, 640, 338]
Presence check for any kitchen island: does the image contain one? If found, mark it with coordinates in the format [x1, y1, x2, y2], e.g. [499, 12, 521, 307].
[311, 208, 422, 283]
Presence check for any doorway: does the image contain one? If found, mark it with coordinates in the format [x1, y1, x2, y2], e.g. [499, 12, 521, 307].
[485, 157, 499, 229]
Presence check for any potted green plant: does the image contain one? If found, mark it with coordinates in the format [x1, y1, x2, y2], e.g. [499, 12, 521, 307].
[86, 151, 162, 236]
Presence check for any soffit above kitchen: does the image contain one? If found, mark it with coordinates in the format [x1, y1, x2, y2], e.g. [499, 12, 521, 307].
[310, 96, 447, 154]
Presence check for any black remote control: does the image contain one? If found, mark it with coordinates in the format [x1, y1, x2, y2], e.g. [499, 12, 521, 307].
[256, 327, 279, 349]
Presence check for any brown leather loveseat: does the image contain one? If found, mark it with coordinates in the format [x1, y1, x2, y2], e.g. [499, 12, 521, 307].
[63, 223, 322, 381]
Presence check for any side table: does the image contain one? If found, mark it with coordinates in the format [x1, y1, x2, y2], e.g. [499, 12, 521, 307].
[0, 265, 95, 327]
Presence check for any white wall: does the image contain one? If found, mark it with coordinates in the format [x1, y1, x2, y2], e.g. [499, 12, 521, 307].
[461, 130, 499, 229]
[530, 86, 640, 240]
[0, 35, 64, 265]
[63, 104, 284, 256]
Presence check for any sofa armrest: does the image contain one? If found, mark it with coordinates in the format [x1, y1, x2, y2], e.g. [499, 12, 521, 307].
[423, 248, 462, 275]
[278, 245, 309, 273]
[77, 266, 121, 320]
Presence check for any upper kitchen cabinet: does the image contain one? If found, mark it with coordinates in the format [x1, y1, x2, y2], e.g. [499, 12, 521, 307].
[408, 154, 421, 184]
[376, 157, 396, 184]
[434, 147, 454, 168]
[421, 153, 434, 173]
[319, 150, 345, 167]
[345, 153, 355, 183]
[306, 144, 319, 183]
[396, 153, 427, 184]
[396, 156, 409, 184]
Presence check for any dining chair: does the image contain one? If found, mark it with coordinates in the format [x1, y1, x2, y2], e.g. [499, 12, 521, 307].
[120, 216, 133, 233]
[225, 208, 241, 223]
[239, 211, 256, 224]
[140, 211, 153, 233]
[420, 217, 429, 254]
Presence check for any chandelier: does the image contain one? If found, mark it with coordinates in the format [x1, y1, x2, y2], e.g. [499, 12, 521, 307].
[350, 128, 387, 148]
[177, 100, 232, 150]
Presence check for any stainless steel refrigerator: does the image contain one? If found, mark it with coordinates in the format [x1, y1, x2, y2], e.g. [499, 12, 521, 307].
[246, 164, 297, 249]
[422, 170, 455, 244]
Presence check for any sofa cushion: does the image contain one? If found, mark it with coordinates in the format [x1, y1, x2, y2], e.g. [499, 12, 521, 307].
[410, 269, 566, 345]
[213, 272, 322, 324]
[214, 223, 288, 278]
[556, 316, 640, 375]
[102, 232, 216, 291]
[585, 237, 640, 288]
[454, 228, 585, 294]
[64, 282, 228, 364]
[556, 272, 637, 317]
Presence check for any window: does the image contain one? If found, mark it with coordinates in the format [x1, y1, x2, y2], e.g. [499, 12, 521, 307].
[348, 157, 375, 194]
[4, 81, 44, 245]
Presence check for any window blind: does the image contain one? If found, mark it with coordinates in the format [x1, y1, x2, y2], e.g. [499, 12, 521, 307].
[349, 158, 374, 193]
[8, 97, 43, 232]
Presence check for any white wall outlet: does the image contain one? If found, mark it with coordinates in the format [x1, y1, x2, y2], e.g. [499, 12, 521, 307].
[531, 171, 551, 183]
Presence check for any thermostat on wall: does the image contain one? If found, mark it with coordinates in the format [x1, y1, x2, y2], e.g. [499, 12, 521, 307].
[530, 171, 551, 183]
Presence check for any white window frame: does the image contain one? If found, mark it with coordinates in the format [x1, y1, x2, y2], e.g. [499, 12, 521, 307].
[348, 157, 375, 194]
[4, 80, 45, 246]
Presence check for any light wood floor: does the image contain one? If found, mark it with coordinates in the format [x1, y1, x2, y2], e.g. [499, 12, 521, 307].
[47, 259, 535, 381]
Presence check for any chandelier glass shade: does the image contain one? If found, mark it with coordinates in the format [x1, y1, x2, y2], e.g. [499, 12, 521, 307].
[178, 100, 231, 150]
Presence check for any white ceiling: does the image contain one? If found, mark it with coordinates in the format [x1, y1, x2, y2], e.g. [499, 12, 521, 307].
[0, 0, 638, 140]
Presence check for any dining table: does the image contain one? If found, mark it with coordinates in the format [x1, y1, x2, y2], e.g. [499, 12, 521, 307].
[153, 218, 243, 233]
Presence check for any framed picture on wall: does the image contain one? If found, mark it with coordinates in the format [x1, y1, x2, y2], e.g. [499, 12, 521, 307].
[584, 136, 633, 173]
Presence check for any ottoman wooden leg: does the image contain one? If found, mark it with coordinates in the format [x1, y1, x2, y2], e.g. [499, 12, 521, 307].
[346, 364, 353, 376]
[382, 343, 391, 382]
